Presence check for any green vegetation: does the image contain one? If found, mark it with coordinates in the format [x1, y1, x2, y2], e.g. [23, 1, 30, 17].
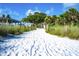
[45, 8, 79, 39]
[0, 24, 36, 37]
[21, 12, 47, 28]
[21, 8, 79, 39]
[46, 24, 79, 39]
[21, 12, 46, 24]
[1, 8, 79, 39]
[0, 13, 36, 37]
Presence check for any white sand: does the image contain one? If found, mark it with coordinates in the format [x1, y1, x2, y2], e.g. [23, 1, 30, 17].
[0, 28, 79, 56]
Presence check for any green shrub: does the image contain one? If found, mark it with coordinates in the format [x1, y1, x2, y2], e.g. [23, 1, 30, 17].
[0, 25, 7, 36]
[0, 24, 36, 36]
[46, 25, 79, 39]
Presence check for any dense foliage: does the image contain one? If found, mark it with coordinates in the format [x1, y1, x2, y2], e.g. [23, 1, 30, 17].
[45, 8, 79, 39]
[44, 8, 79, 25]
[22, 8, 79, 26]
[21, 12, 47, 24]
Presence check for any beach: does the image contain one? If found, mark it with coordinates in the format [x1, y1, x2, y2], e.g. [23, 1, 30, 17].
[0, 28, 79, 56]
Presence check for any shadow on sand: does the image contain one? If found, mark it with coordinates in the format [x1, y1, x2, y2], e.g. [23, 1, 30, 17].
[0, 34, 25, 43]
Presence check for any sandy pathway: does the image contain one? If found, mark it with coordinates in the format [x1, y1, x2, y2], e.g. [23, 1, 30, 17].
[0, 28, 79, 56]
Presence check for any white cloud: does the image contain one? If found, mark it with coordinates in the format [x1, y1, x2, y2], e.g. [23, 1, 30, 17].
[0, 8, 19, 16]
[34, 7, 40, 12]
[26, 9, 34, 16]
[9, 10, 19, 16]
[45, 10, 50, 15]
[45, 8, 54, 15]
[63, 3, 77, 8]
[26, 7, 41, 16]
[0, 9, 2, 13]
[62, 3, 77, 12]
[26, 7, 54, 16]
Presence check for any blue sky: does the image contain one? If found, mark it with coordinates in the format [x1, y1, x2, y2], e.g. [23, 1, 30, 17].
[0, 3, 79, 20]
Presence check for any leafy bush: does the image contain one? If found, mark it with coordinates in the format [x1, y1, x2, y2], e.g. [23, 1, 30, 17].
[46, 25, 79, 39]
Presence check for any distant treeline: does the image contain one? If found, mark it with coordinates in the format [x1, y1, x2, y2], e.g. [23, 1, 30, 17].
[0, 14, 20, 23]
[21, 8, 79, 25]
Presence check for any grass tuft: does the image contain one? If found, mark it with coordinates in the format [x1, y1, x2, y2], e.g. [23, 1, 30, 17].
[46, 25, 79, 39]
[0, 24, 36, 36]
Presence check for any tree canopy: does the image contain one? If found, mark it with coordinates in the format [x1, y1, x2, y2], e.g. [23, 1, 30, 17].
[21, 8, 79, 25]
[21, 12, 47, 24]
[0, 14, 20, 23]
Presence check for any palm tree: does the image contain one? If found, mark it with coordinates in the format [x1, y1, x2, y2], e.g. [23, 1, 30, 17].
[58, 8, 79, 25]
[67, 8, 79, 24]
[52, 15, 57, 25]
[2, 14, 5, 23]
[59, 13, 68, 25]
[6, 14, 11, 23]
[44, 16, 52, 24]
[44, 16, 52, 29]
